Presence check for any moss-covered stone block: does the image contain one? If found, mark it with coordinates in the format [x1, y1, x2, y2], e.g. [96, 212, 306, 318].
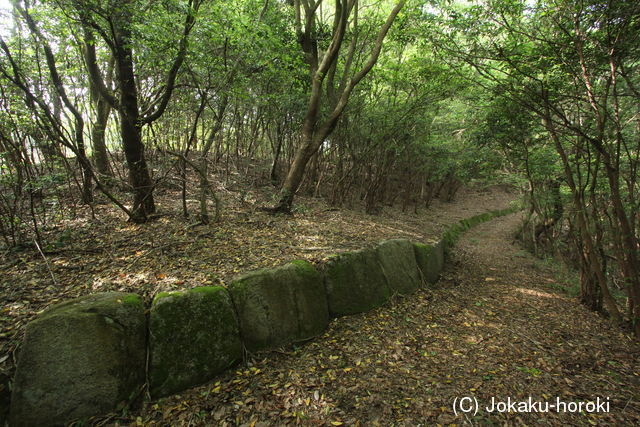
[433, 240, 445, 271]
[376, 239, 423, 294]
[324, 248, 391, 317]
[149, 286, 241, 397]
[466, 216, 481, 228]
[441, 227, 460, 248]
[10, 292, 146, 427]
[475, 212, 493, 224]
[229, 260, 328, 352]
[413, 243, 441, 284]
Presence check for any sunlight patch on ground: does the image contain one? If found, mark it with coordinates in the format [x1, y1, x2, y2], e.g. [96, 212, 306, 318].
[464, 334, 484, 344]
[515, 287, 560, 299]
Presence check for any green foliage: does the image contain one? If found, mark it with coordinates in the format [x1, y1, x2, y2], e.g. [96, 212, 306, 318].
[517, 366, 541, 377]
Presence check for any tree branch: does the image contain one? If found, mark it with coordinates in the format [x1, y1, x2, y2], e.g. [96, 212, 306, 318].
[141, 0, 202, 124]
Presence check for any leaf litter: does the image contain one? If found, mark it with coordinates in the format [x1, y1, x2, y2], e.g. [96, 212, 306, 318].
[103, 206, 638, 425]
[0, 185, 511, 373]
[4, 184, 638, 425]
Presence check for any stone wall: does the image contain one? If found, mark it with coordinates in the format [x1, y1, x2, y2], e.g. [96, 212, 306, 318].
[7, 206, 517, 426]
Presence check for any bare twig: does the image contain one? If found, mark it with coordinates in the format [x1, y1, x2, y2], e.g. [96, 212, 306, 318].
[126, 240, 193, 269]
[33, 239, 58, 286]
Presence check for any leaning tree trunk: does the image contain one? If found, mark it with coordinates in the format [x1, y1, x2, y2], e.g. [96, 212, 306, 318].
[544, 113, 622, 324]
[270, 0, 406, 213]
[276, 133, 318, 212]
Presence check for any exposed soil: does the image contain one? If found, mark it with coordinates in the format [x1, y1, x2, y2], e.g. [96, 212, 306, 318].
[100, 212, 639, 426]
[0, 184, 513, 380]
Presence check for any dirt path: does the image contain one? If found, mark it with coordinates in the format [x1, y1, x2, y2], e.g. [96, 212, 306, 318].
[106, 213, 639, 426]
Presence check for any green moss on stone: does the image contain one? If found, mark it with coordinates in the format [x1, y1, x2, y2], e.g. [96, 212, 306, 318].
[414, 243, 440, 285]
[153, 291, 178, 304]
[442, 227, 462, 248]
[189, 286, 221, 295]
[149, 286, 242, 398]
[324, 248, 391, 317]
[414, 242, 431, 252]
[229, 261, 329, 352]
[122, 294, 142, 306]
[376, 239, 422, 294]
[10, 292, 146, 426]
[290, 259, 314, 270]
[434, 240, 445, 270]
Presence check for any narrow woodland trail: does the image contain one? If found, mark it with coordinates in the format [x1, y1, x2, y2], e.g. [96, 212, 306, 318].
[117, 213, 640, 426]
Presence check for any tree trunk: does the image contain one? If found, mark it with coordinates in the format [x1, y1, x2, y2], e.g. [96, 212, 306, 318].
[269, 0, 406, 213]
[275, 133, 318, 212]
[601, 160, 640, 336]
[544, 113, 622, 324]
[115, 28, 155, 222]
[74, 118, 93, 204]
[91, 95, 112, 178]
[270, 123, 283, 184]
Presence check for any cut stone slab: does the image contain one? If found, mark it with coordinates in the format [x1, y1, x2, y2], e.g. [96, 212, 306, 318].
[10, 292, 146, 427]
[414, 243, 440, 285]
[229, 260, 329, 352]
[149, 286, 242, 397]
[376, 239, 423, 294]
[324, 248, 391, 317]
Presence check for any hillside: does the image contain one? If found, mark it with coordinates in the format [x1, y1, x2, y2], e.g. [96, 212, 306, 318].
[97, 210, 640, 425]
[0, 184, 513, 379]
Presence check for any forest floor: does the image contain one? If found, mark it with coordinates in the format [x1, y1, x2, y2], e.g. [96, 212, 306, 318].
[0, 184, 512, 380]
[106, 212, 639, 426]
[3, 185, 639, 426]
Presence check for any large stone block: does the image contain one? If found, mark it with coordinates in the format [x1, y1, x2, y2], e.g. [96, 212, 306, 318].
[10, 292, 146, 427]
[149, 286, 242, 397]
[229, 260, 329, 352]
[324, 248, 391, 317]
[413, 243, 440, 285]
[376, 239, 423, 294]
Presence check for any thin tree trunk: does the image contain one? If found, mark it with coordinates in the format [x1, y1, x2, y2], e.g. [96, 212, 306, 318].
[271, 0, 406, 213]
[91, 95, 112, 178]
[544, 113, 622, 324]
